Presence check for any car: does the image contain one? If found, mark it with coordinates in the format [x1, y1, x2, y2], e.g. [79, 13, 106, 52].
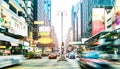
[101, 54, 120, 61]
[90, 51, 120, 61]
[55, 52, 60, 57]
[48, 53, 57, 59]
[79, 51, 113, 69]
[68, 52, 75, 59]
[80, 51, 99, 59]
[34, 53, 42, 59]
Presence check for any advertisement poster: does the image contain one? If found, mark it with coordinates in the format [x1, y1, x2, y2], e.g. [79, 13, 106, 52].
[115, 9, 120, 29]
[92, 8, 105, 36]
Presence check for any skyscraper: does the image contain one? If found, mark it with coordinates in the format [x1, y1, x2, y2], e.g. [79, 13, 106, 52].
[44, 0, 51, 25]
[71, 0, 93, 42]
[33, 0, 44, 40]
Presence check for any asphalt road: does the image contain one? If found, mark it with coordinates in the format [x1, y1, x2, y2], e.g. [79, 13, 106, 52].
[5, 57, 81, 69]
[4, 57, 120, 69]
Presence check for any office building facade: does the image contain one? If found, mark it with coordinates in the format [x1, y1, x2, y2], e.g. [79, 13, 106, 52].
[0, 0, 33, 55]
[71, 0, 93, 42]
[44, 0, 51, 25]
[33, 0, 44, 40]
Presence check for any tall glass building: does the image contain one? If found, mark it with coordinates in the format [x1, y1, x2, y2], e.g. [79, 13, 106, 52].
[44, 0, 51, 24]
[71, 0, 93, 42]
[33, 0, 44, 40]
[71, 6, 75, 41]
[81, 0, 93, 38]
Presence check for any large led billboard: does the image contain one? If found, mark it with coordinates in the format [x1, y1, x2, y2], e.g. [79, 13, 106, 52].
[92, 8, 105, 36]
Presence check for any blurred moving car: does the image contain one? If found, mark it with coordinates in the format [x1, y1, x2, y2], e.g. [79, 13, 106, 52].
[55, 52, 60, 57]
[0, 55, 26, 68]
[34, 53, 42, 59]
[79, 51, 113, 69]
[48, 53, 57, 59]
[102, 54, 120, 61]
[25, 52, 34, 59]
[68, 52, 75, 59]
[93, 51, 120, 61]
[80, 51, 99, 59]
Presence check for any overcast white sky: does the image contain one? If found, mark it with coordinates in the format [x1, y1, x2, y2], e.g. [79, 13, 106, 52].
[51, 0, 80, 45]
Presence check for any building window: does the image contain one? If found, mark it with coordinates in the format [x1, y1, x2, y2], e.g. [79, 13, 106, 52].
[9, 4, 17, 14]
[4, 0, 9, 4]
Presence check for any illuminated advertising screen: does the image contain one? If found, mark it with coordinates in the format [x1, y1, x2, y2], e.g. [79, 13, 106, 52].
[92, 8, 105, 36]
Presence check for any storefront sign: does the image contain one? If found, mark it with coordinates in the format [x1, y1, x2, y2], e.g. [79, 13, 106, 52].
[38, 32, 50, 36]
[38, 37, 53, 44]
[0, 46, 6, 48]
[34, 21, 44, 24]
[39, 26, 50, 32]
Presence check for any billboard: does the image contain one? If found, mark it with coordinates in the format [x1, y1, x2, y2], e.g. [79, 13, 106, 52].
[92, 8, 105, 36]
[34, 21, 44, 25]
[39, 26, 50, 32]
[39, 26, 50, 36]
[38, 37, 53, 44]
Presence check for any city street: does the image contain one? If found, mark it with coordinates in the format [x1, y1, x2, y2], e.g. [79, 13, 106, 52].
[5, 57, 80, 69]
[2, 56, 120, 69]
[1, 0, 120, 69]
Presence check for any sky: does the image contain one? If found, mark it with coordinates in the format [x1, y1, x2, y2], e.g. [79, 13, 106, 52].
[51, 0, 80, 45]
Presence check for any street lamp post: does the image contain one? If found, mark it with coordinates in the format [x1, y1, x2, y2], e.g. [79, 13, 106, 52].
[57, 11, 67, 60]
[60, 12, 64, 55]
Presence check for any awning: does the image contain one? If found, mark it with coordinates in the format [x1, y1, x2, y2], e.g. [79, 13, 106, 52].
[90, 42, 113, 49]
[85, 31, 110, 44]
[69, 41, 84, 45]
[0, 33, 20, 44]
